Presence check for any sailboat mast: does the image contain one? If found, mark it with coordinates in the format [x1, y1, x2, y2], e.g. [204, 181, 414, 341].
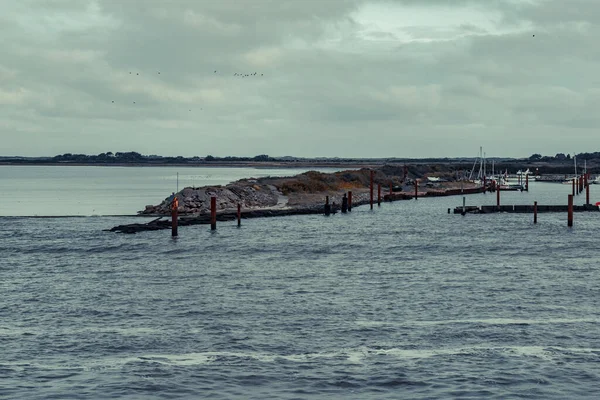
[478, 146, 483, 180]
[483, 151, 486, 178]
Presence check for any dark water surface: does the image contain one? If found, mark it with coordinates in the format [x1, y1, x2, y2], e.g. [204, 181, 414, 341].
[2, 183, 600, 398]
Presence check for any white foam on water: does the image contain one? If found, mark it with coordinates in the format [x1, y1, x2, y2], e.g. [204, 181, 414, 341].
[357, 345, 600, 362]
[355, 317, 600, 328]
[6, 345, 598, 374]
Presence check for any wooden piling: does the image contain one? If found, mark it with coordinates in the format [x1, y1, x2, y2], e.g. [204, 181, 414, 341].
[414, 180, 418, 200]
[483, 176, 487, 193]
[389, 183, 393, 196]
[533, 201, 537, 224]
[568, 194, 573, 227]
[237, 203, 241, 227]
[348, 191, 352, 212]
[171, 208, 178, 236]
[572, 179, 576, 197]
[496, 185, 500, 207]
[377, 183, 381, 206]
[370, 170, 374, 210]
[210, 196, 217, 230]
[171, 196, 179, 237]
[525, 174, 529, 191]
[586, 175, 590, 205]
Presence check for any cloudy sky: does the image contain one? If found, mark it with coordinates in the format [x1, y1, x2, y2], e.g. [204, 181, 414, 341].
[1, 0, 598, 158]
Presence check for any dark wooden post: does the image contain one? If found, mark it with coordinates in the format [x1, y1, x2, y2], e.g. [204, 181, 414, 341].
[533, 201, 537, 224]
[377, 183, 381, 206]
[210, 196, 216, 230]
[171, 208, 178, 237]
[586, 175, 590, 205]
[389, 183, 393, 196]
[496, 185, 500, 207]
[525, 174, 529, 191]
[370, 170, 374, 210]
[483, 176, 487, 193]
[568, 194, 573, 227]
[414, 180, 418, 200]
[572, 179, 576, 197]
[237, 203, 241, 227]
[324, 195, 331, 215]
[348, 191, 352, 212]
[171, 196, 179, 237]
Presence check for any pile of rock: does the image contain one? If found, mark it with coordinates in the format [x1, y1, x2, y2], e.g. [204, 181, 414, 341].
[139, 183, 280, 216]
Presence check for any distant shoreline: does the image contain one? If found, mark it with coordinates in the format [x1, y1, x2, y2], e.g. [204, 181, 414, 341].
[0, 159, 595, 175]
[0, 161, 386, 168]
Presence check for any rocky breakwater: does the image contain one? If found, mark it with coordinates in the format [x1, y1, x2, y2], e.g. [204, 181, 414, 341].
[140, 181, 281, 216]
[109, 165, 478, 233]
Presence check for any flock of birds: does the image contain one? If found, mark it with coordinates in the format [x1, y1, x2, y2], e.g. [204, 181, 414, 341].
[110, 69, 266, 109]
[234, 72, 264, 77]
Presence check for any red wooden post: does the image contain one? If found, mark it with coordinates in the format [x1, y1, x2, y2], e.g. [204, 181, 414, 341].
[414, 179, 418, 200]
[210, 196, 216, 230]
[377, 183, 381, 206]
[496, 185, 500, 207]
[389, 183, 393, 196]
[171, 196, 179, 237]
[348, 191, 352, 212]
[572, 179, 576, 197]
[586, 175, 590, 205]
[237, 203, 241, 227]
[171, 208, 178, 236]
[370, 170, 374, 210]
[580, 175, 584, 193]
[568, 194, 573, 227]
[533, 201, 537, 224]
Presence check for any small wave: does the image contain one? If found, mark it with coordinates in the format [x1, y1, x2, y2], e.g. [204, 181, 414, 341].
[355, 317, 600, 328]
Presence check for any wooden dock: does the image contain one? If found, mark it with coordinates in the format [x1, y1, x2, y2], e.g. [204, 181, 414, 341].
[453, 204, 599, 214]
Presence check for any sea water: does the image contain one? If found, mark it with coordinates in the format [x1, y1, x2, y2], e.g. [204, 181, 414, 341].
[2, 167, 600, 399]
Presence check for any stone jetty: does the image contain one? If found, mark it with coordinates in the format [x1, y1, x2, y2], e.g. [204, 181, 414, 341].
[109, 165, 485, 233]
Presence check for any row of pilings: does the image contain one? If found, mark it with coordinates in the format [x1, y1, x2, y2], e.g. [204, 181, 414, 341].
[168, 169, 421, 236]
[453, 173, 593, 228]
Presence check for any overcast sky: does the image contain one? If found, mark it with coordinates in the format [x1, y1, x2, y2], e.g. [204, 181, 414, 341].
[1, 0, 598, 158]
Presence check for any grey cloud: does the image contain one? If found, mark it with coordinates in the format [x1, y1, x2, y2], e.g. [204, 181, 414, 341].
[1, 0, 600, 157]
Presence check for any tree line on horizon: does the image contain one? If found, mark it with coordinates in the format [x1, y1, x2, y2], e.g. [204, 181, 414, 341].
[3, 151, 600, 164]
